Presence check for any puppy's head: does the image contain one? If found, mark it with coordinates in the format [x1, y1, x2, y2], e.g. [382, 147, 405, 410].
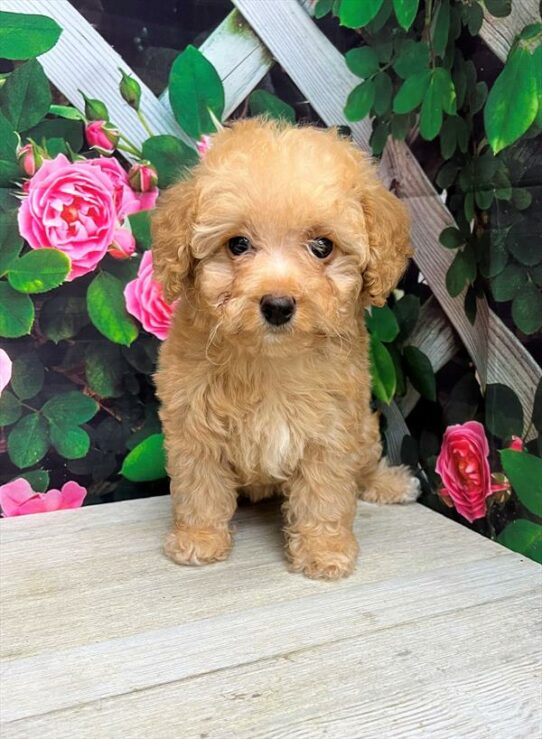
[152, 119, 411, 354]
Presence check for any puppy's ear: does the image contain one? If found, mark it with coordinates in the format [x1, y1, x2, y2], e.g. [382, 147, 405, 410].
[151, 177, 198, 302]
[360, 180, 412, 307]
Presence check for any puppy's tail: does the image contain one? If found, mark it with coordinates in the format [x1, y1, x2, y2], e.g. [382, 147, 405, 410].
[358, 458, 420, 505]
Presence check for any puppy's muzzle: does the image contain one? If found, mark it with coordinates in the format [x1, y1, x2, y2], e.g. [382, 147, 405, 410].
[260, 294, 296, 327]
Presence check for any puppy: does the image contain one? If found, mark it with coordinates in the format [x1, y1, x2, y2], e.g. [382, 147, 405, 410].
[153, 119, 419, 580]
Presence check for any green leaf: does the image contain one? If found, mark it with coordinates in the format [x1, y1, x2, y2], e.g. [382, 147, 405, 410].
[11, 353, 44, 400]
[393, 71, 430, 114]
[431, 0, 450, 58]
[511, 188, 532, 210]
[49, 424, 90, 460]
[393, 0, 419, 30]
[345, 47, 380, 78]
[444, 373, 481, 425]
[7, 412, 49, 468]
[420, 68, 456, 141]
[366, 304, 400, 342]
[533, 379, 542, 434]
[40, 295, 88, 343]
[485, 382, 524, 439]
[85, 343, 123, 398]
[485, 0, 511, 17]
[141, 135, 198, 189]
[511, 282, 542, 335]
[393, 41, 429, 79]
[339, 0, 385, 27]
[42, 391, 98, 427]
[393, 294, 420, 342]
[370, 120, 389, 156]
[464, 285, 478, 325]
[344, 80, 376, 121]
[7, 248, 70, 293]
[369, 336, 396, 404]
[500, 449, 542, 518]
[485, 47, 538, 154]
[464, 2, 483, 35]
[314, 0, 333, 19]
[445, 248, 476, 297]
[48, 104, 85, 121]
[0, 209, 22, 276]
[87, 271, 138, 346]
[506, 220, 542, 267]
[0, 390, 21, 426]
[497, 519, 542, 564]
[25, 118, 83, 153]
[403, 345, 436, 401]
[0, 111, 19, 187]
[19, 469, 49, 492]
[439, 226, 465, 249]
[469, 80, 488, 115]
[0, 59, 51, 131]
[0, 282, 34, 337]
[248, 89, 295, 123]
[121, 432, 167, 482]
[128, 210, 153, 251]
[490, 263, 528, 302]
[0, 11, 62, 60]
[480, 230, 509, 278]
[373, 72, 393, 115]
[168, 45, 225, 139]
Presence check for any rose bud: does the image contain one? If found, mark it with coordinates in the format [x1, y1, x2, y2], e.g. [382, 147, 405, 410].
[119, 69, 141, 111]
[508, 436, 524, 452]
[80, 91, 109, 122]
[17, 141, 44, 176]
[85, 120, 120, 155]
[109, 228, 136, 260]
[196, 134, 213, 158]
[128, 161, 158, 192]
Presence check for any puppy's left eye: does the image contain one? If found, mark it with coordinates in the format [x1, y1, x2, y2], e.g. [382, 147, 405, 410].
[309, 237, 334, 259]
[228, 236, 251, 256]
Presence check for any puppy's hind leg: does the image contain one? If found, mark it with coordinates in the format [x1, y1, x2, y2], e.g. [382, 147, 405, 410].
[359, 458, 420, 505]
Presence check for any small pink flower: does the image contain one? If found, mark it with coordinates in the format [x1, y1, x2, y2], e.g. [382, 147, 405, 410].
[196, 135, 213, 158]
[17, 143, 38, 176]
[85, 120, 119, 155]
[18, 154, 116, 280]
[128, 161, 158, 192]
[109, 227, 136, 259]
[82, 157, 158, 219]
[436, 421, 493, 523]
[124, 250, 178, 340]
[0, 348, 12, 397]
[508, 436, 524, 452]
[0, 479, 86, 517]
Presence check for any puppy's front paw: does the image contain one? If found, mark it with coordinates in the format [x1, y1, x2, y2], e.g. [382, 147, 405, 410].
[165, 525, 232, 566]
[287, 531, 359, 581]
[360, 461, 420, 505]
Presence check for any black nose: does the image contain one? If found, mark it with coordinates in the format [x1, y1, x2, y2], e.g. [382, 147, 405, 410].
[260, 294, 296, 326]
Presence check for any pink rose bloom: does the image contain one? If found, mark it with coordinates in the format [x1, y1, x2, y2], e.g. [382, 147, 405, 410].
[436, 421, 495, 523]
[85, 120, 119, 155]
[82, 157, 158, 219]
[18, 154, 116, 280]
[0, 348, 12, 396]
[196, 134, 213, 158]
[0, 478, 86, 517]
[124, 250, 178, 340]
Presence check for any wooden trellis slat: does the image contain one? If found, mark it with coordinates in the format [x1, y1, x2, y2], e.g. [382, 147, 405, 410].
[481, 0, 539, 62]
[232, 0, 541, 434]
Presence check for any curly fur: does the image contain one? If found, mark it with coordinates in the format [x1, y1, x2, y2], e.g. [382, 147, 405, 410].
[153, 119, 419, 580]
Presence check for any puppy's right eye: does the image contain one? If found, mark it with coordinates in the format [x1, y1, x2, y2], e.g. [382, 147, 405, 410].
[228, 236, 251, 256]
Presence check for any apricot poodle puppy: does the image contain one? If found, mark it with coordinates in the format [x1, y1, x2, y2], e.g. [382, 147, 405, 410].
[153, 119, 419, 580]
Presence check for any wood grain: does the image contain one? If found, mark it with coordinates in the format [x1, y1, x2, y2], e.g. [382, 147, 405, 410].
[0, 496, 540, 736]
[481, 0, 540, 62]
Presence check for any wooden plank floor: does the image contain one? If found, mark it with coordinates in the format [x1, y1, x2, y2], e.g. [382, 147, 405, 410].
[1, 496, 540, 738]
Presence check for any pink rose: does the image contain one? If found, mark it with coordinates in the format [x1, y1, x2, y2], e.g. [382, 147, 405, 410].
[124, 250, 177, 340]
[436, 421, 494, 523]
[0, 348, 12, 397]
[82, 157, 158, 220]
[196, 134, 213, 158]
[128, 161, 158, 192]
[0, 478, 86, 517]
[17, 154, 116, 280]
[85, 120, 119, 155]
[109, 227, 136, 260]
